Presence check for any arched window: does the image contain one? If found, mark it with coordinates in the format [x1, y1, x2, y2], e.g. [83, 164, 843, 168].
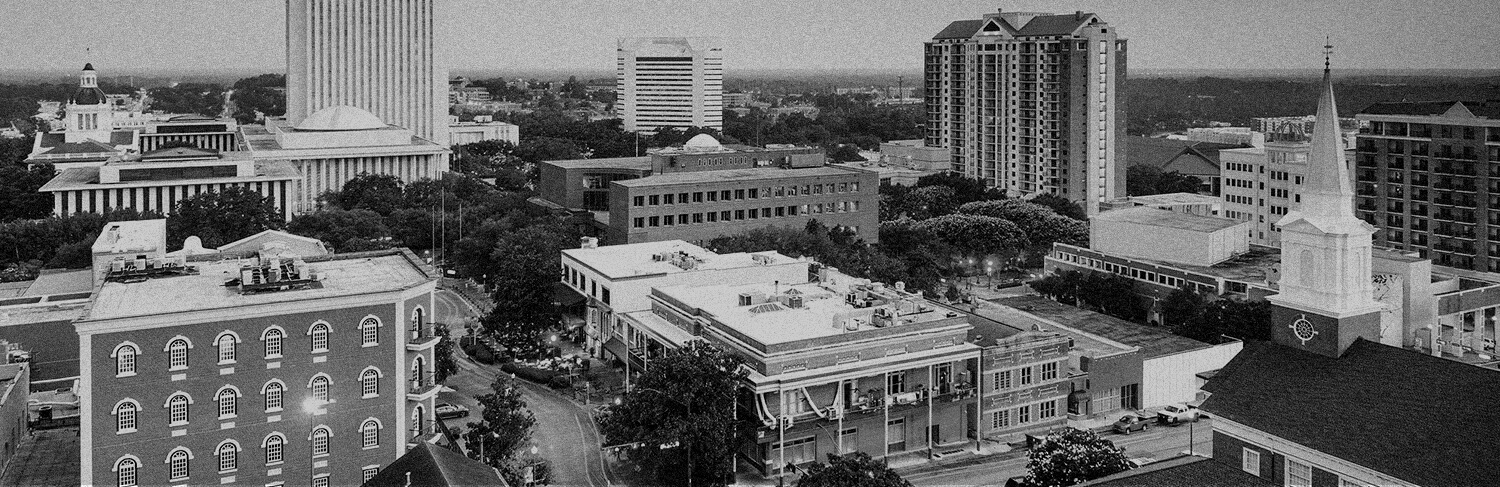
[360, 317, 380, 346]
[263, 380, 285, 412]
[311, 426, 331, 457]
[113, 343, 139, 377]
[114, 456, 139, 487]
[216, 333, 236, 364]
[411, 307, 425, 340]
[411, 356, 427, 389]
[360, 368, 380, 397]
[310, 375, 330, 402]
[309, 322, 330, 352]
[263, 328, 284, 358]
[217, 441, 238, 473]
[167, 338, 190, 370]
[114, 400, 139, 433]
[411, 405, 426, 436]
[167, 393, 191, 426]
[263, 433, 285, 465]
[167, 448, 190, 481]
[360, 419, 381, 448]
[216, 387, 238, 418]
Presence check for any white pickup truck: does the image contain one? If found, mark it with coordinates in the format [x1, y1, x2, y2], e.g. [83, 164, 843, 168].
[1156, 403, 1203, 424]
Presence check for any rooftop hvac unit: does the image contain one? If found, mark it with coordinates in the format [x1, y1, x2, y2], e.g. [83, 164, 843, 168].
[787, 296, 803, 308]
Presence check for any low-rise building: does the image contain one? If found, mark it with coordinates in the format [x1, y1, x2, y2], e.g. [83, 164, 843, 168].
[40, 146, 300, 219]
[1125, 136, 1245, 196]
[878, 139, 949, 174]
[0, 360, 31, 477]
[537, 135, 879, 245]
[448, 116, 519, 146]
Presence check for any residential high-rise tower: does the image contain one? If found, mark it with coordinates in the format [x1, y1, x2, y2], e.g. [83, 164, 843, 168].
[616, 37, 723, 133]
[925, 10, 1126, 213]
[285, 0, 447, 146]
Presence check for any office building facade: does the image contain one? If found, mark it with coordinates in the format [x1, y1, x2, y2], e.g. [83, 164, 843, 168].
[617, 37, 723, 132]
[286, 0, 448, 146]
[925, 10, 1126, 213]
[77, 222, 441, 487]
[1354, 100, 1500, 271]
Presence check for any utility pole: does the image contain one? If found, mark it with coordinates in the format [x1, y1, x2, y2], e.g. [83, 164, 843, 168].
[897, 75, 905, 103]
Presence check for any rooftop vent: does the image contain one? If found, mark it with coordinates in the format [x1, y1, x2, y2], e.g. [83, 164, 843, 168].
[104, 255, 194, 282]
[227, 253, 318, 294]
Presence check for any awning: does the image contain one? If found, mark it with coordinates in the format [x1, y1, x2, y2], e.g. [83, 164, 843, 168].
[552, 282, 586, 307]
[603, 337, 629, 361]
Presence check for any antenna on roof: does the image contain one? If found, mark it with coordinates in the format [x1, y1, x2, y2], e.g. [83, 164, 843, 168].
[1323, 36, 1332, 74]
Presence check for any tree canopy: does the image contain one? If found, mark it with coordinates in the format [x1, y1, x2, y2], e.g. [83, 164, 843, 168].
[1020, 428, 1132, 487]
[1126, 165, 1205, 196]
[913, 214, 1030, 259]
[796, 452, 912, 487]
[286, 208, 392, 253]
[148, 83, 225, 117]
[166, 186, 283, 248]
[463, 374, 548, 486]
[598, 345, 750, 487]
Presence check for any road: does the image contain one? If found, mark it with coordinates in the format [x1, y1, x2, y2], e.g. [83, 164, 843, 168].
[433, 288, 621, 487]
[901, 420, 1214, 486]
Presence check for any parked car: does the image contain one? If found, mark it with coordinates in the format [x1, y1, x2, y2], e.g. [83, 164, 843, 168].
[1156, 403, 1203, 424]
[435, 403, 470, 420]
[1112, 414, 1153, 435]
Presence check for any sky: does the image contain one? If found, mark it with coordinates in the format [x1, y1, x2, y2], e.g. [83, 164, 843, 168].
[3, 0, 1498, 76]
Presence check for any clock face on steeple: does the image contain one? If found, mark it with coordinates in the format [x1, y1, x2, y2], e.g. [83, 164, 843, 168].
[1290, 314, 1319, 345]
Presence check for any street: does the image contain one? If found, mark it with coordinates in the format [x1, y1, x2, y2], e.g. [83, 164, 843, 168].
[900, 420, 1214, 487]
[433, 288, 622, 486]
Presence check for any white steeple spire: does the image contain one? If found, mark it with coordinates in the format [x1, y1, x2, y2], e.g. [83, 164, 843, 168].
[1293, 37, 1356, 221]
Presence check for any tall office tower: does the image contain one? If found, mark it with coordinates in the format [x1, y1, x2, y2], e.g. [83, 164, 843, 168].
[617, 37, 723, 132]
[79, 220, 441, 487]
[925, 10, 1126, 213]
[1354, 100, 1500, 271]
[286, 0, 448, 146]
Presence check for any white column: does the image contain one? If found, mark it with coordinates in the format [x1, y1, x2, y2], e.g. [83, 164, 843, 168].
[53, 192, 63, 217]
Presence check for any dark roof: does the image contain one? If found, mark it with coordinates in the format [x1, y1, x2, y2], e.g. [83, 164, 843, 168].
[360, 442, 506, 487]
[933, 19, 985, 39]
[141, 146, 220, 160]
[1201, 339, 1500, 486]
[109, 131, 134, 146]
[1358, 100, 1500, 119]
[40, 140, 116, 155]
[1080, 455, 1276, 487]
[73, 86, 106, 105]
[83, 63, 93, 71]
[1125, 136, 1245, 176]
[996, 295, 1212, 358]
[1014, 13, 1095, 36]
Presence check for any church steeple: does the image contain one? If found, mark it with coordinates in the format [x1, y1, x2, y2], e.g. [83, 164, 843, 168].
[1266, 42, 1384, 358]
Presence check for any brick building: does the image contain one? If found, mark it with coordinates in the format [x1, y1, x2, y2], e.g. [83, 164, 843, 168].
[76, 222, 440, 487]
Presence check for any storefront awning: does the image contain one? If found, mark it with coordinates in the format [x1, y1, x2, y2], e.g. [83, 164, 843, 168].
[603, 337, 628, 361]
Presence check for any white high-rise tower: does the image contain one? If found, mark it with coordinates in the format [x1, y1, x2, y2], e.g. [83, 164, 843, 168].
[285, 0, 447, 146]
[617, 37, 723, 133]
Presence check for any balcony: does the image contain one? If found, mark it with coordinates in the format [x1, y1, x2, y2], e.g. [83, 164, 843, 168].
[408, 374, 440, 401]
[408, 325, 440, 351]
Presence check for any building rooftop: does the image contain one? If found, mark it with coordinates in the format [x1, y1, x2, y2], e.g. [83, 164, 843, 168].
[1125, 136, 1245, 175]
[543, 156, 652, 171]
[361, 442, 507, 487]
[0, 426, 80, 487]
[18, 269, 93, 298]
[615, 165, 864, 187]
[978, 299, 1134, 356]
[1202, 339, 1500, 487]
[932, 12, 1104, 40]
[562, 240, 799, 280]
[91, 220, 165, 255]
[1092, 206, 1243, 233]
[1358, 100, 1500, 119]
[663, 278, 959, 349]
[39, 159, 300, 191]
[1078, 455, 1276, 487]
[1125, 192, 1222, 208]
[996, 296, 1212, 358]
[0, 303, 87, 333]
[81, 249, 435, 321]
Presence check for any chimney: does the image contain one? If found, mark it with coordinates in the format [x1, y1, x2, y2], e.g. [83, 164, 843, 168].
[1075, 10, 1083, 20]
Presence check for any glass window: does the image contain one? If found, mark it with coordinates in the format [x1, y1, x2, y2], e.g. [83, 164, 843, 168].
[648, 195, 659, 205]
[748, 188, 759, 198]
[169, 394, 190, 425]
[361, 318, 380, 346]
[218, 388, 236, 418]
[633, 217, 644, 228]
[633, 196, 644, 207]
[1287, 459, 1312, 487]
[1040, 400, 1057, 418]
[1041, 362, 1058, 381]
[1242, 448, 1261, 476]
[116, 345, 137, 376]
[1020, 367, 1034, 385]
[310, 324, 329, 352]
[169, 450, 189, 481]
[265, 435, 284, 464]
[1018, 405, 1031, 423]
[116, 402, 137, 432]
[362, 420, 381, 448]
[663, 193, 674, 205]
[362, 370, 380, 397]
[311, 376, 330, 402]
[992, 410, 1010, 429]
[217, 335, 235, 363]
[264, 329, 283, 358]
[649, 216, 659, 227]
[265, 382, 283, 412]
[993, 370, 1011, 390]
[218, 443, 237, 472]
[364, 468, 380, 483]
[692, 192, 703, 203]
[312, 427, 331, 456]
[116, 458, 138, 487]
[313, 475, 330, 487]
[168, 339, 189, 370]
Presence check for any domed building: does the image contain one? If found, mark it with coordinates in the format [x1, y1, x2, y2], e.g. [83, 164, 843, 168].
[26, 64, 141, 171]
[240, 105, 449, 214]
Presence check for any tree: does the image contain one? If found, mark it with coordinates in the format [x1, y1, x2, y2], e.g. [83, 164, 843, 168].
[463, 374, 545, 485]
[913, 173, 1005, 205]
[332, 173, 406, 215]
[957, 199, 1088, 266]
[167, 187, 282, 248]
[1020, 428, 1132, 487]
[1176, 299, 1272, 342]
[598, 345, 749, 487]
[1028, 193, 1088, 221]
[1158, 287, 1207, 329]
[434, 323, 459, 383]
[476, 222, 580, 357]
[0, 159, 55, 221]
[1126, 165, 1204, 196]
[287, 209, 392, 253]
[796, 452, 912, 487]
[913, 214, 1029, 259]
[147, 83, 226, 117]
[826, 144, 866, 163]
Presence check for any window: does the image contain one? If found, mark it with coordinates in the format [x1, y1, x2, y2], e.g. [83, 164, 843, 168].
[168, 393, 190, 426]
[633, 195, 644, 207]
[360, 317, 380, 346]
[310, 323, 330, 352]
[648, 195, 659, 205]
[263, 328, 283, 358]
[115, 400, 138, 433]
[313, 475, 330, 487]
[218, 442, 237, 472]
[1041, 362, 1058, 381]
[217, 387, 237, 418]
[363, 468, 380, 483]
[838, 428, 857, 454]
[216, 333, 236, 364]
[1017, 405, 1032, 424]
[1241, 448, 1261, 476]
[168, 449, 190, 481]
[264, 381, 284, 412]
[663, 193, 674, 205]
[361, 368, 380, 397]
[361, 420, 381, 448]
[992, 410, 1010, 429]
[1286, 459, 1312, 487]
[993, 370, 1011, 390]
[311, 427, 331, 456]
[887, 372, 906, 393]
[1019, 367, 1034, 385]
[115, 457, 138, 487]
[633, 217, 644, 228]
[311, 375, 330, 402]
[114, 343, 138, 377]
[168, 338, 190, 370]
[648, 216, 659, 227]
[264, 434, 285, 465]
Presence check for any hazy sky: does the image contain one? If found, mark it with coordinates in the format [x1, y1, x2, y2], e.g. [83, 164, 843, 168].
[4, 0, 1498, 76]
